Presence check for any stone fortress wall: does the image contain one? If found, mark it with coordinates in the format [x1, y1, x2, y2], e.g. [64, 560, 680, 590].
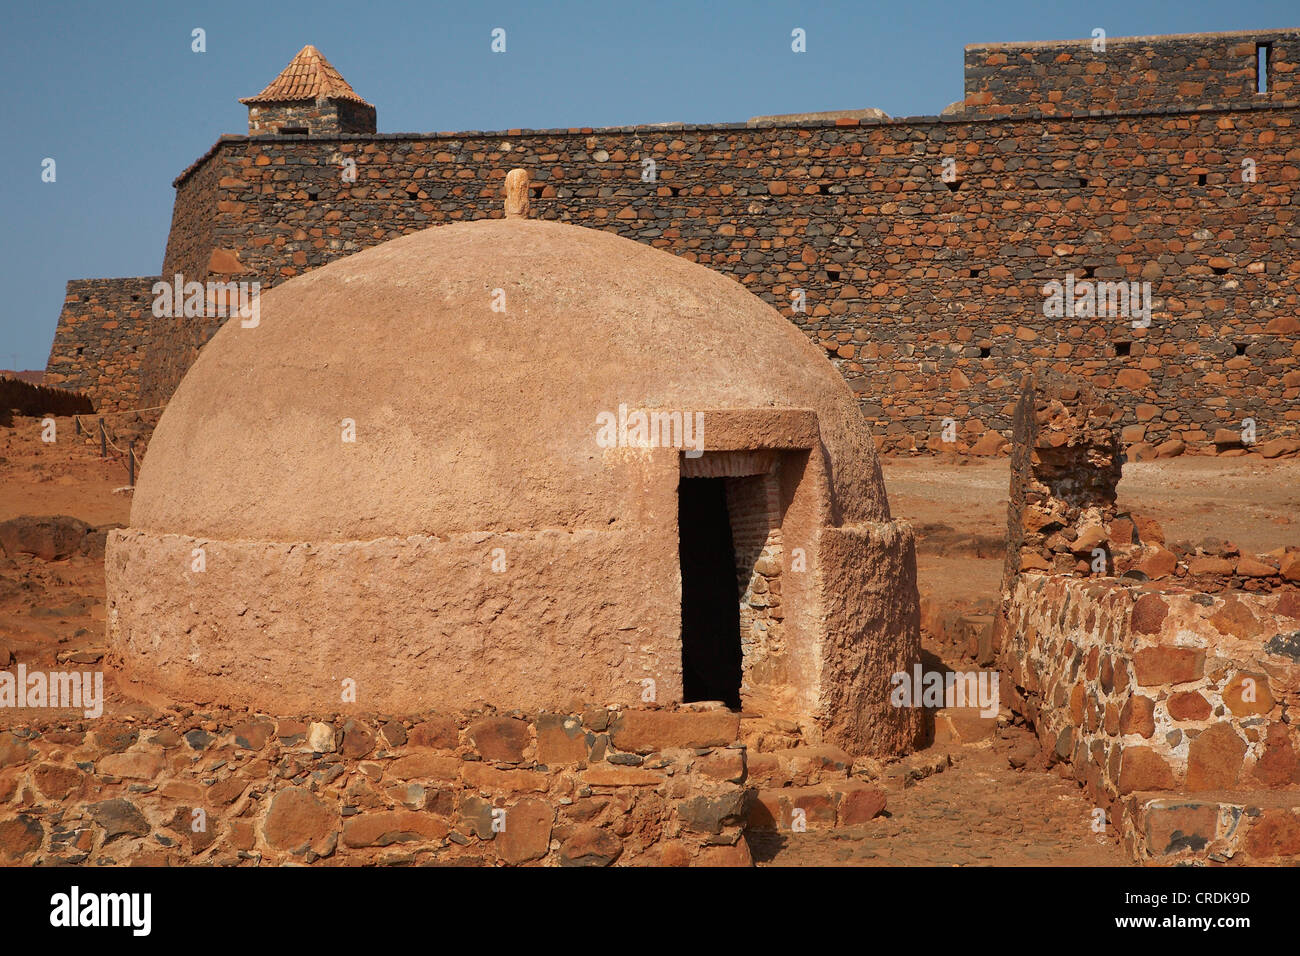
[44, 29, 1300, 454]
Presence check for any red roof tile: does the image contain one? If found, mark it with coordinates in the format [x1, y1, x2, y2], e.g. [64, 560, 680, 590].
[239, 45, 372, 106]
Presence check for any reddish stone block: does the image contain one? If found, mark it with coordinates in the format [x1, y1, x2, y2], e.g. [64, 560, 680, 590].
[1223, 672, 1274, 716]
[494, 797, 553, 864]
[695, 838, 753, 867]
[467, 717, 530, 763]
[610, 709, 740, 753]
[697, 749, 746, 783]
[389, 751, 460, 781]
[1207, 597, 1263, 638]
[1166, 691, 1211, 721]
[263, 787, 337, 851]
[1144, 801, 1219, 856]
[98, 750, 166, 781]
[1118, 746, 1176, 794]
[1186, 724, 1246, 790]
[536, 713, 588, 766]
[1133, 547, 1177, 579]
[1133, 646, 1204, 686]
[0, 815, 43, 862]
[835, 781, 887, 825]
[232, 719, 274, 751]
[340, 720, 376, 758]
[1252, 723, 1300, 788]
[409, 716, 459, 749]
[1120, 695, 1156, 738]
[461, 763, 548, 793]
[1130, 593, 1169, 634]
[558, 824, 621, 866]
[580, 767, 665, 787]
[342, 810, 448, 848]
[1245, 810, 1300, 860]
[33, 763, 85, 800]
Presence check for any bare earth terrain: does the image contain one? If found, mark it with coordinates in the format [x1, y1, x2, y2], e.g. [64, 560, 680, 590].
[1, 418, 1296, 865]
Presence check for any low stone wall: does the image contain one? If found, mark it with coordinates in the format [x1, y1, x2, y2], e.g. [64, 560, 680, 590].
[1001, 573, 1300, 863]
[995, 371, 1300, 864]
[0, 705, 761, 866]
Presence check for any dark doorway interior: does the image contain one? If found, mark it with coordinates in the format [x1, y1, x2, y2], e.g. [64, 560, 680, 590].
[678, 477, 743, 708]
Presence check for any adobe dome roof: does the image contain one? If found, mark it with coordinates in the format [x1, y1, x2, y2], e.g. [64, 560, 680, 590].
[132, 218, 889, 540]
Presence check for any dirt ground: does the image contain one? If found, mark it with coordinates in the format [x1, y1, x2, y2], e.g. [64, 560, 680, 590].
[2, 418, 1297, 866]
[883, 454, 1300, 609]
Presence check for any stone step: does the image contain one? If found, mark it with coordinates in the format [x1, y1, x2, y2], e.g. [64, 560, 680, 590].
[931, 706, 1000, 746]
[747, 780, 887, 831]
[745, 744, 853, 788]
[1128, 789, 1300, 864]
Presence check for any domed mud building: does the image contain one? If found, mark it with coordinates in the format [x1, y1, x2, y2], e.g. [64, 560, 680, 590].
[106, 173, 921, 757]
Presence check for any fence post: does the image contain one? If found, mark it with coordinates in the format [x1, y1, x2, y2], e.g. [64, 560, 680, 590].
[98, 418, 106, 459]
[128, 441, 136, 487]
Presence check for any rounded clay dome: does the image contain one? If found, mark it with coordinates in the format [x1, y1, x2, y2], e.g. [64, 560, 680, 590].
[132, 218, 890, 539]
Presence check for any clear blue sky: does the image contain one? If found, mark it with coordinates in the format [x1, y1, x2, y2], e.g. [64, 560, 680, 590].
[1, 0, 1295, 371]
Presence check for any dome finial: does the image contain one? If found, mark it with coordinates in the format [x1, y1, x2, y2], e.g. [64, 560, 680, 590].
[504, 168, 530, 219]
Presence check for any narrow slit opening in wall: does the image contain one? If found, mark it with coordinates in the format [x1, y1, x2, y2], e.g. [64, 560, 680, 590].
[945, 179, 961, 192]
[1213, 263, 1230, 275]
[819, 183, 832, 194]
[1082, 265, 1096, 279]
[1235, 342, 1248, 356]
[280, 127, 308, 136]
[1078, 177, 1089, 188]
[1197, 173, 1207, 187]
[678, 477, 742, 709]
[307, 189, 319, 201]
[405, 185, 419, 198]
[968, 268, 981, 278]
[979, 346, 992, 358]
[825, 267, 841, 281]
[1115, 341, 1131, 357]
[670, 186, 683, 197]
[1257, 43, 1271, 94]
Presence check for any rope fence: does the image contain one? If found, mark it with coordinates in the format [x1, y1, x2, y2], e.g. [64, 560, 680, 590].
[72, 413, 144, 489]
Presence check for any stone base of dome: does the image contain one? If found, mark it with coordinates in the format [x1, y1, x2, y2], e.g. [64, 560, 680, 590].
[104, 515, 922, 758]
[105, 527, 683, 715]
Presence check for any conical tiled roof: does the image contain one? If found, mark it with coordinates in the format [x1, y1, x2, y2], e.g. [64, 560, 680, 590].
[239, 45, 372, 106]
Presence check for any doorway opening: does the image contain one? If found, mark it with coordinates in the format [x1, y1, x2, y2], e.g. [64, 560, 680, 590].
[678, 477, 743, 708]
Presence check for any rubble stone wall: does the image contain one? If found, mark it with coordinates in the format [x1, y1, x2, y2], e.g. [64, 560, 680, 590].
[1002, 574, 1300, 863]
[997, 371, 1300, 863]
[0, 705, 758, 867]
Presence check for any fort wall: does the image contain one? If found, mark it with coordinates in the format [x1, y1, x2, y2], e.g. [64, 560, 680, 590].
[43, 30, 1300, 456]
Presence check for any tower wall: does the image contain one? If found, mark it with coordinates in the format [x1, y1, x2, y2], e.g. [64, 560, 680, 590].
[964, 29, 1300, 115]
[44, 277, 159, 413]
